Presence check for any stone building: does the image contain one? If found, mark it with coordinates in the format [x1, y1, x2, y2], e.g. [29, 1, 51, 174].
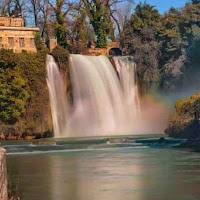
[0, 16, 39, 53]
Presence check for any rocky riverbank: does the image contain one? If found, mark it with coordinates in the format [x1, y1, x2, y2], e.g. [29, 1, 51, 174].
[179, 139, 200, 151]
[0, 148, 7, 200]
[165, 92, 200, 139]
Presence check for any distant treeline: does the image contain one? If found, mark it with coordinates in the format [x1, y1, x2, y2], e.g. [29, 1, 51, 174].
[121, 0, 200, 89]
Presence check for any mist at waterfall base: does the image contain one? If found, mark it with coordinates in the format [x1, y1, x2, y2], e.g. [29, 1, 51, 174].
[46, 55, 169, 138]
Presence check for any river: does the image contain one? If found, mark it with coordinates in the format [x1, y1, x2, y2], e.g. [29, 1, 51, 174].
[4, 135, 200, 200]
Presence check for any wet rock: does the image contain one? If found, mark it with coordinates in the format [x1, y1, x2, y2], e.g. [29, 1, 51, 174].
[32, 140, 56, 146]
[158, 137, 166, 143]
[108, 138, 129, 144]
[179, 138, 200, 151]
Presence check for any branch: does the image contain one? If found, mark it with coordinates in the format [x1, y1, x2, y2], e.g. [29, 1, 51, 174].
[110, 11, 121, 35]
[48, 0, 56, 11]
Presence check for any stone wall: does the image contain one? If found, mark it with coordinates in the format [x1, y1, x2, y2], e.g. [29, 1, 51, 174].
[0, 27, 39, 53]
[0, 16, 39, 53]
[0, 148, 7, 200]
[49, 38, 58, 52]
[87, 42, 120, 56]
[0, 16, 24, 27]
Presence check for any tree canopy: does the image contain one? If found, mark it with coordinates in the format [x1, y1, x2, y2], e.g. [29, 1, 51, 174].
[121, 1, 200, 89]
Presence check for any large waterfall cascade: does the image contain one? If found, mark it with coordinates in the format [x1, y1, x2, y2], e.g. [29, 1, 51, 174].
[46, 54, 168, 138]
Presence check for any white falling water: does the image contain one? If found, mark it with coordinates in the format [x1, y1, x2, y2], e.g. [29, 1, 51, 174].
[46, 55, 68, 137]
[46, 54, 141, 138]
[113, 56, 141, 118]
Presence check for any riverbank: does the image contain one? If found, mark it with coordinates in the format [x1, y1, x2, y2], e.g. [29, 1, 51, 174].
[165, 92, 200, 139]
[0, 148, 7, 200]
[0, 131, 53, 141]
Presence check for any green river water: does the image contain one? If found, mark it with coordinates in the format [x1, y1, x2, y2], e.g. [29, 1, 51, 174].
[4, 135, 200, 200]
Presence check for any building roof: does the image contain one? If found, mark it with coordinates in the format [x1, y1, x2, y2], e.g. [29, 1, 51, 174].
[0, 26, 39, 31]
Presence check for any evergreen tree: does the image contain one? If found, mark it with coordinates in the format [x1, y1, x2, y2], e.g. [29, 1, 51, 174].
[81, 0, 113, 48]
[121, 3, 162, 86]
[161, 8, 183, 63]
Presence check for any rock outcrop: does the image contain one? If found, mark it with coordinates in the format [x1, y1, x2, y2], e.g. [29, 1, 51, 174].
[165, 92, 200, 138]
[0, 148, 7, 200]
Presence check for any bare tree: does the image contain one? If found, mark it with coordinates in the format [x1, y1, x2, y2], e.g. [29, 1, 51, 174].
[38, 0, 51, 38]
[27, 0, 41, 26]
[111, 0, 135, 36]
[0, 0, 13, 15]
[13, 0, 26, 13]
[0, 0, 27, 16]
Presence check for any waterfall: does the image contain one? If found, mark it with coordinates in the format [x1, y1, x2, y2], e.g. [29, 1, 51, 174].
[113, 56, 141, 118]
[46, 55, 68, 137]
[68, 55, 136, 136]
[46, 54, 150, 138]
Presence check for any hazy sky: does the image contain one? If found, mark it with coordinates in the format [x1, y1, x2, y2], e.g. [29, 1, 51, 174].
[135, 0, 188, 13]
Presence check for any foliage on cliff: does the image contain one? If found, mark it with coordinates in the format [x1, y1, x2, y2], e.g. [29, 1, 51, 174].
[51, 45, 72, 103]
[165, 92, 200, 138]
[51, 45, 69, 71]
[0, 48, 52, 139]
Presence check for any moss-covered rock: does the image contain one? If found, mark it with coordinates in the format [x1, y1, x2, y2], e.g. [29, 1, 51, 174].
[165, 92, 200, 138]
[51, 45, 69, 72]
[51, 45, 72, 103]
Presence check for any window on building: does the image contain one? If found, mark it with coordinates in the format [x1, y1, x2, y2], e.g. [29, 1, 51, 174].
[0, 37, 2, 48]
[30, 38, 35, 48]
[19, 38, 25, 48]
[8, 37, 14, 48]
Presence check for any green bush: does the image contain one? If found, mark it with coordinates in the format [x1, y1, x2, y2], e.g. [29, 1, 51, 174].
[166, 92, 200, 138]
[0, 48, 52, 138]
[0, 50, 29, 124]
[51, 45, 69, 71]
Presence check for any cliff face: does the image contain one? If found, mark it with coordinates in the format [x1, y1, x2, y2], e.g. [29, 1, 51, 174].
[165, 92, 200, 138]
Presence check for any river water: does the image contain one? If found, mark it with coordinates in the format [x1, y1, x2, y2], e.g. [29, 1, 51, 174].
[5, 136, 200, 200]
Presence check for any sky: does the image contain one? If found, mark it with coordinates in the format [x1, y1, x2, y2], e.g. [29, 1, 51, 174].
[135, 0, 188, 13]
